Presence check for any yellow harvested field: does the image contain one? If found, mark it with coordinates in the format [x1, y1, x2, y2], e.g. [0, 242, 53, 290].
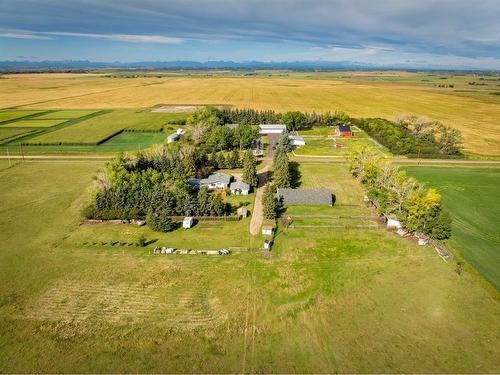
[1, 73, 499, 155]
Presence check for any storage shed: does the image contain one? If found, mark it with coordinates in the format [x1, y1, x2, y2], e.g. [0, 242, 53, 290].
[262, 226, 274, 235]
[183, 216, 194, 229]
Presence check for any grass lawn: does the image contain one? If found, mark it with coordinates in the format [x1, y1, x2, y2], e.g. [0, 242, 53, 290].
[1, 119, 68, 128]
[0, 110, 42, 123]
[25, 110, 187, 145]
[32, 110, 98, 120]
[0, 160, 498, 372]
[293, 137, 388, 157]
[405, 166, 500, 290]
[0, 128, 34, 142]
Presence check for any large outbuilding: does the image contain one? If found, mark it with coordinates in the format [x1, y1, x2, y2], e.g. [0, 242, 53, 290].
[277, 188, 332, 206]
[259, 124, 286, 134]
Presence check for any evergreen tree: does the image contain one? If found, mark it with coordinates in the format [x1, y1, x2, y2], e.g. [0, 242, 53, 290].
[242, 150, 258, 187]
[273, 147, 291, 188]
[277, 128, 291, 151]
[263, 185, 278, 219]
[146, 208, 174, 232]
[274, 156, 291, 188]
[197, 186, 211, 216]
[230, 149, 240, 168]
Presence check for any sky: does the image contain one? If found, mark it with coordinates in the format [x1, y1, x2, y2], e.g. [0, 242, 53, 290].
[0, 0, 499, 69]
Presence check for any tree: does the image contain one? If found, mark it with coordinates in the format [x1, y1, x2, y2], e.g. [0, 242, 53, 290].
[277, 128, 291, 151]
[282, 111, 307, 131]
[430, 209, 452, 239]
[197, 186, 211, 216]
[147, 208, 174, 232]
[436, 124, 462, 155]
[186, 106, 222, 126]
[233, 123, 259, 150]
[229, 149, 240, 168]
[242, 150, 258, 187]
[263, 185, 278, 219]
[273, 152, 291, 188]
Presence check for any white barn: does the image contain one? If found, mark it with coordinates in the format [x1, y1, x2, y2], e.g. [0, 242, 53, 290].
[259, 124, 286, 134]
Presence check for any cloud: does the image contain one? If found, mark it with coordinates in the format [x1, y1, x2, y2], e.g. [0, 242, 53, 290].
[40, 31, 183, 44]
[0, 0, 499, 67]
[0, 31, 52, 40]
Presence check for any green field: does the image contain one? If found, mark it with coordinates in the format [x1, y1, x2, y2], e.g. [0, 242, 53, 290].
[97, 131, 168, 151]
[1, 119, 68, 128]
[0, 128, 34, 142]
[32, 110, 98, 120]
[25, 110, 187, 145]
[0, 160, 498, 373]
[0, 110, 42, 123]
[293, 136, 388, 157]
[405, 166, 500, 290]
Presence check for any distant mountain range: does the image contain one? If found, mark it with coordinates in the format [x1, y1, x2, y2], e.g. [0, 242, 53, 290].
[0, 59, 495, 71]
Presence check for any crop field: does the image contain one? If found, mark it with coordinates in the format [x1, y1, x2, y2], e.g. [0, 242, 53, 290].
[1, 119, 68, 128]
[0, 72, 499, 155]
[96, 132, 168, 151]
[405, 166, 500, 290]
[0, 160, 498, 373]
[0, 110, 43, 123]
[32, 110, 98, 119]
[0, 128, 34, 142]
[25, 110, 187, 145]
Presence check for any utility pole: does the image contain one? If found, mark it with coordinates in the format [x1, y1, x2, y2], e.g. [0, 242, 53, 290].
[6, 147, 11, 167]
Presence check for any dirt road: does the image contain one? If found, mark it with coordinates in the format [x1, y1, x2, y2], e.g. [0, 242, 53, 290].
[249, 161, 271, 236]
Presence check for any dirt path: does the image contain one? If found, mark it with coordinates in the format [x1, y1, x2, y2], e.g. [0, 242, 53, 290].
[249, 160, 271, 236]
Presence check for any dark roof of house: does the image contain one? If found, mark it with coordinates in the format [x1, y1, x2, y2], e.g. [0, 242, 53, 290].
[277, 188, 332, 206]
[338, 125, 352, 133]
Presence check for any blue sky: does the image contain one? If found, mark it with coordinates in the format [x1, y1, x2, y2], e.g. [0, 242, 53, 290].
[0, 0, 499, 69]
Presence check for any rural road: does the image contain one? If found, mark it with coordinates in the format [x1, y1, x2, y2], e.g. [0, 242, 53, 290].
[249, 160, 271, 236]
[0, 155, 112, 160]
[291, 155, 500, 165]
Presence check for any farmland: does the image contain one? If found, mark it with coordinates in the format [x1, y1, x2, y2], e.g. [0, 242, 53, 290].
[1, 119, 68, 128]
[0, 110, 43, 123]
[405, 166, 500, 290]
[0, 71, 499, 155]
[0, 159, 498, 373]
[0, 128, 34, 142]
[24, 110, 187, 145]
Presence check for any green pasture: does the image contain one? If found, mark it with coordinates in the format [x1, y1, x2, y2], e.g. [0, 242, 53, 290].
[25, 110, 188, 145]
[0, 110, 42, 123]
[0, 160, 498, 373]
[406, 166, 500, 290]
[1, 119, 68, 128]
[32, 110, 98, 120]
[0, 128, 34, 142]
